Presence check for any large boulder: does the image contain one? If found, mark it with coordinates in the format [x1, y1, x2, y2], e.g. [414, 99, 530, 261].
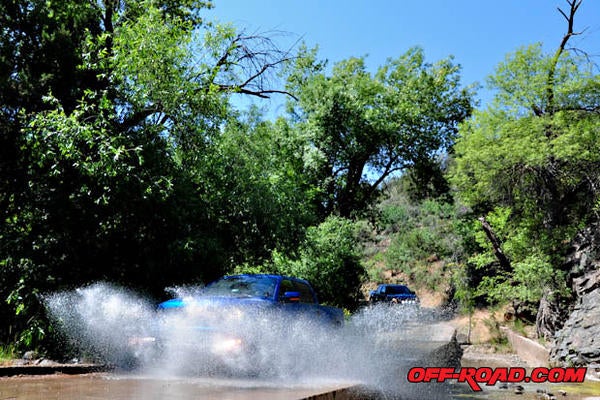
[549, 224, 600, 366]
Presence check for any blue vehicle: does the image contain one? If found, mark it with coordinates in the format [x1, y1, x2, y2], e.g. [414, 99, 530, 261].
[131, 274, 344, 374]
[158, 274, 344, 326]
[368, 284, 419, 305]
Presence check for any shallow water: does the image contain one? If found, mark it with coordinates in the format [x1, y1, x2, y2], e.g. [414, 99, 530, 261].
[460, 352, 600, 399]
[0, 374, 357, 400]
[38, 282, 464, 399]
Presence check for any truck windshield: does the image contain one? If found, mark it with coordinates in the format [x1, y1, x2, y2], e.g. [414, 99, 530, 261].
[386, 285, 410, 294]
[202, 276, 277, 299]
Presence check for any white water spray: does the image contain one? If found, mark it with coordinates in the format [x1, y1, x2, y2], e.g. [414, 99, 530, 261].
[45, 282, 458, 398]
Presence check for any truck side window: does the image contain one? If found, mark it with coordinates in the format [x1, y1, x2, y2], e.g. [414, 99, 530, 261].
[294, 281, 316, 304]
[278, 279, 295, 301]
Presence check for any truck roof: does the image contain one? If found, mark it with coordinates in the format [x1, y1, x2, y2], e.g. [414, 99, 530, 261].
[225, 274, 311, 285]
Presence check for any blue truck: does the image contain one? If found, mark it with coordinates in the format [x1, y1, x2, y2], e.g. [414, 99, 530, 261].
[368, 284, 419, 305]
[130, 274, 344, 374]
[158, 274, 344, 325]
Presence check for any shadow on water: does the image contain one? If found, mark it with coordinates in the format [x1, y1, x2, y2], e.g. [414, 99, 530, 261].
[39, 282, 464, 399]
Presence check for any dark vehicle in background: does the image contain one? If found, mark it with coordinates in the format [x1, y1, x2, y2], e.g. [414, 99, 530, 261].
[369, 284, 419, 305]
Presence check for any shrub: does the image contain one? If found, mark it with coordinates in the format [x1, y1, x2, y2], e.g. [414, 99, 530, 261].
[274, 216, 366, 310]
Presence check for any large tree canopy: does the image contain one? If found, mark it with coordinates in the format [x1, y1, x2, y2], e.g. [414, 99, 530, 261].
[0, 0, 303, 348]
[286, 46, 474, 217]
[450, 0, 600, 335]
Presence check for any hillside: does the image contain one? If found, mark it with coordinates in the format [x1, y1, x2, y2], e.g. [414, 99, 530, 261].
[362, 180, 600, 369]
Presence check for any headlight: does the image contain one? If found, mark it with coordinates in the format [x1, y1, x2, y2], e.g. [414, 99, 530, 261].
[128, 336, 156, 346]
[227, 307, 244, 320]
[211, 336, 243, 354]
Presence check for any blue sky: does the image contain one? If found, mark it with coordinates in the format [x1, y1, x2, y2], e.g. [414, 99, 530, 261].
[209, 1, 600, 113]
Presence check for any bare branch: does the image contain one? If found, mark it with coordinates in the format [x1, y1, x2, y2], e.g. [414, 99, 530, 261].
[120, 102, 169, 131]
[239, 57, 294, 90]
[198, 29, 299, 101]
[369, 151, 407, 192]
[545, 0, 583, 117]
[370, 166, 403, 192]
[218, 86, 298, 101]
[557, 6, 569, 22]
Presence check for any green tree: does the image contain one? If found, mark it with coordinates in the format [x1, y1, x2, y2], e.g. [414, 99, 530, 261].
[198, 111, 318, 267]
[274, 216, 366, 310]
[286, 46, 474, 217]
[0, 0, 299, 349]
[450, 0, 599, 332]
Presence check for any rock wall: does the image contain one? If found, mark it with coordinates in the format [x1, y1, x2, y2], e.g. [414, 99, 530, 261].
[550, 224, 600, 366]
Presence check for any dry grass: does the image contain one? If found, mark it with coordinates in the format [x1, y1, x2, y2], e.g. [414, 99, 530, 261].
[452, 309, 497, 344]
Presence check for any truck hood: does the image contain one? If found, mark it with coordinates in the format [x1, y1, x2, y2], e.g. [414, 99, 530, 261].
[158, 295, 273, 310]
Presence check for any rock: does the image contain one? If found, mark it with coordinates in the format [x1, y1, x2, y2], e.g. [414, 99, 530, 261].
[22, 351, 37, 361]
[23, 350, 38, 363]
[421, 331, 463, 368]
[549, 223, 600, 367]
[514, 384, 524, 394]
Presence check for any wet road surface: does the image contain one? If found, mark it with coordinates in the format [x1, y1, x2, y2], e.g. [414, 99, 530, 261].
[0, 374, 358, 400]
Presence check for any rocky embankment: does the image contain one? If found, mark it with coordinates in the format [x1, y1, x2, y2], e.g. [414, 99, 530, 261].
[550, 223, 600, 369]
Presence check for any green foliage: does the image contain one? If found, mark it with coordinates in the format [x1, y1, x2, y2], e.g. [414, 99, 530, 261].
[477, 254, 556, 305]
[112, 2, 194, 107]
[468, 208, 568, 307]
[286, 46, 474, 217]
[0, 344, 17, 362]
[451, 44, 600, 231]
[273, 216, 366, 309]
[0, 0, 311, 350]
[451, 262, 475, 313]
[379, 204, 410, 233]
[231, 263, 275, 276]
[198, 112, 318, 266]
[450, 40, 599, 310]
[381, 186, 464, 290]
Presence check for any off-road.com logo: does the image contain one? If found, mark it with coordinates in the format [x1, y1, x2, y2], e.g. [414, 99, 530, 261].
[407, 367, 587, 391]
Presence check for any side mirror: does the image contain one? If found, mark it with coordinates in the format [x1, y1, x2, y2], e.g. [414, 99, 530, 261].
[282, 291, 301, 303]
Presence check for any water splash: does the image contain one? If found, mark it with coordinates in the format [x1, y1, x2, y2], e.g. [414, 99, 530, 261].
[45, 282, 456, 398]
[46, 283, 156, 367]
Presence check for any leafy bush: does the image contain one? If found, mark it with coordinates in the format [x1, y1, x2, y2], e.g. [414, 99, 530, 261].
[274, 216, 366, 310]
[231, 262, 276, 275]
[379, 204, 410, 233]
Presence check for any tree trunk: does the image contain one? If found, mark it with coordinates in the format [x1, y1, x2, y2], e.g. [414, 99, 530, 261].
[478, 217, 512, 272]
[536, 289, 567, 340]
